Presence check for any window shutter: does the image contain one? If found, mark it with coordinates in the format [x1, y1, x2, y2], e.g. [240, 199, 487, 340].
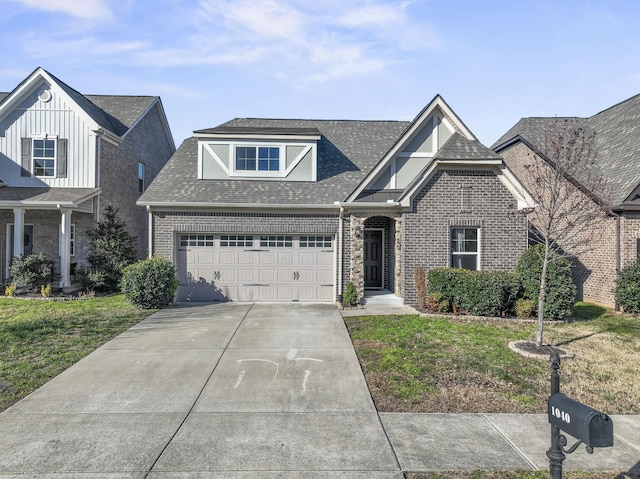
[56, 138, 68, 178]
[21, 138, 31, 177]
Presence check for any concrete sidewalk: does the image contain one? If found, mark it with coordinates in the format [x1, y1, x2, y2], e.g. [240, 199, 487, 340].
[0, 302, 638, 477]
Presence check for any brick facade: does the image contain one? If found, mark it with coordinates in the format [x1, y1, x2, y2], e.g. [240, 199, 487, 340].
[401, 169, 528, 306]
[100, 105, 174, 259]
[500, 142, 627, 308]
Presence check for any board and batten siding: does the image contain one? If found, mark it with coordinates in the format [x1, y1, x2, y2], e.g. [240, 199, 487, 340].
[0, 83, 97, 188]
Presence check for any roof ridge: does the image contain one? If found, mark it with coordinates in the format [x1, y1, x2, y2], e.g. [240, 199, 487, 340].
[590, 92, 640, 118]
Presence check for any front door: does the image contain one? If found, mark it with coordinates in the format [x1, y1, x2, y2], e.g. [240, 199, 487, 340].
[364, 230, 383, 288]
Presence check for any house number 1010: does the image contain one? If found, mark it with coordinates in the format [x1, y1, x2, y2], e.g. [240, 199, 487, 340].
[551, 406, 571, 424]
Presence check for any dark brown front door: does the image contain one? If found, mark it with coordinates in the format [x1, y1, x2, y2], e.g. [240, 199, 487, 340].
[364, 230, 383, 288]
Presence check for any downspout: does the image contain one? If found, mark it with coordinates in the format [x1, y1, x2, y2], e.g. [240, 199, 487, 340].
[614, 211, 621, 311]
[338, 205, 344, 299]
[95, 135, 101, 223]
[147, 206, 153, 258]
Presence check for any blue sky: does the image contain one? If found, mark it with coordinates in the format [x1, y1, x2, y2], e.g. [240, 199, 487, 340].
[2, 0, 640, 146]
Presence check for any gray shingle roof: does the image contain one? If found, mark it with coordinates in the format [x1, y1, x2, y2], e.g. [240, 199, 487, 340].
[1, 69, 158, 138]
[0, 187, 100, 205]
[140, 118, 411, 206]
[435, 132, 502, 161]
[196, 126, 321, 137]
[492, 95, 640, 205]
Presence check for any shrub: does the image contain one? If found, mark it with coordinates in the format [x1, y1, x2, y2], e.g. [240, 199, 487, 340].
[515, 298, 536, 318]
[414, 267, 427, 309]
[75, 268, 107, 293]
[615, 261, 640, 313]
[9, 253, 51, 291]
[40, 284, 52, 298]
[120, 256, 178, 309]
[427, 292, 451, 313]
[87, 204, 137, 291]
[5, 283, 16, 297]
[514, 244, 576, 320]
[427, 268, 519, 317]
[342, 282, 358, 306]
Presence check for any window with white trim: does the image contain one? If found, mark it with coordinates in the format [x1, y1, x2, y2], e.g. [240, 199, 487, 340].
[220, 235, 253, 247]
[260, 235, 292, 247]
[235, 146, 279, 171]
[33, 138, 56, 177]
[300, 236, 332, 248]
[180, 235, 214, 247]
[451, 227, 478, 270]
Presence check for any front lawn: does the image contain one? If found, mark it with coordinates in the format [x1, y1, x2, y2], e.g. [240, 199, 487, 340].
[0, 295, 152, 411]
[345, 303, 640, 414]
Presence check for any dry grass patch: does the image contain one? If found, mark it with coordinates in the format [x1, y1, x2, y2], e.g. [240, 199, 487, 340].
[345, 304, 640, 414]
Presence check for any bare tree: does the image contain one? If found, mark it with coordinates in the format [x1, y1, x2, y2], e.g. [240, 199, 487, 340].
[522, 120, 612, 347]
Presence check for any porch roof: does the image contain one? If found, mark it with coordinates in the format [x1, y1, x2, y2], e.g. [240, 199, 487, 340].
[0, 187, 100, 208]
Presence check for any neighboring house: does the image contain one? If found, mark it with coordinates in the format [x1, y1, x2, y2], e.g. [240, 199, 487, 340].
[0, 68, 175, 287]
[138, 95, 533, 306]
[493, 94, 640, 308]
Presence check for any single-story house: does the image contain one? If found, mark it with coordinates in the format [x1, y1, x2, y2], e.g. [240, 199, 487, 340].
[139, 95, 533, 306]
[493, 93, 640, 308]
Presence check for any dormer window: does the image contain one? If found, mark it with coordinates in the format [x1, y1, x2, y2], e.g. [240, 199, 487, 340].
[236, 146, 280, 172]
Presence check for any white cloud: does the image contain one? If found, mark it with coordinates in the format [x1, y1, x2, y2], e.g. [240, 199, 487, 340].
[7, 0, 113, 20]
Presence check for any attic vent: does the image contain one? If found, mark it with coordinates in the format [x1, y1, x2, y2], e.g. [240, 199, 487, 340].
[38, 89, 52, 103]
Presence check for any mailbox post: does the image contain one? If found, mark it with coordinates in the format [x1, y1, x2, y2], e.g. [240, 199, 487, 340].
[546, 352, 614, 479]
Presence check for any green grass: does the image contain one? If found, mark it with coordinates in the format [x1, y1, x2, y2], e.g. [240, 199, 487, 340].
[345, 304, 640, 414]
[0, 295, 152, 411]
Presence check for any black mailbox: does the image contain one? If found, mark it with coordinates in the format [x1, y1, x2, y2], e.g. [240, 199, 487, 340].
[548, 393, 614, 448]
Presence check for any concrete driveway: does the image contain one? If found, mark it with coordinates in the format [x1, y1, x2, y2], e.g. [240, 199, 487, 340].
[0, 302, 403, 478]
[1, 302, 638, 477]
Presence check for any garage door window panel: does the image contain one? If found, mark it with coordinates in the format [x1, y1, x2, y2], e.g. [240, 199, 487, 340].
[180, 235, 214, 247]
[260, 235, 293, 247]
[221, 235, 253, 247]
[300, 236, 332, 248]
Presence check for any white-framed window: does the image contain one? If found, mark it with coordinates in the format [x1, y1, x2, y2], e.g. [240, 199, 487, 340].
[138, 162, 145, 193]
[300, 236, 332, 248]
[220, 235, 253, 247]
[33, 138, 56, 177]
[235, 146, 280, 172]
[58, 224, 75, 256]
[180, 235, 214, 247]
[260, 235, 292, 247]
[451, 227, 479, 270]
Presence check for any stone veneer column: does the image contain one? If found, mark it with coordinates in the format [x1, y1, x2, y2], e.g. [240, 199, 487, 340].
[349, 215, 366, 303]
[394, 216, 402, 297]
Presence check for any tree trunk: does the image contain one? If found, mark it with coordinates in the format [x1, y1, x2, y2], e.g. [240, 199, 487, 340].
[536, 244, 550, 347]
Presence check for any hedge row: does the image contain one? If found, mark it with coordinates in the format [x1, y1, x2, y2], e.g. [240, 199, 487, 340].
[423, 245, 576, 320]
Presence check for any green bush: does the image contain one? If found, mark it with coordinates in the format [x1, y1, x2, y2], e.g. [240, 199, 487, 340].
[342, 282, 358, 306]
[427, 268, 519, 317]
[514, 245, 576, 320]
[87, 204, 137, 291]
[120, 256, 178, 309]
[615, 261, 640, 313]
[427, 292, 451, 313]
[75, 268, 107, 293]
[515, 298, 536, 318]
[9, 253, 51, 291]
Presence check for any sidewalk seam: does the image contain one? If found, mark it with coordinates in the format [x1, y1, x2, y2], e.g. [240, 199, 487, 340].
[141, 302, 255, 478]
[481, 413, 539, 470]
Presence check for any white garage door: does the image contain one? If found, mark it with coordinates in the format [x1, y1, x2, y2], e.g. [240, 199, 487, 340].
[176, 234, 335, 302]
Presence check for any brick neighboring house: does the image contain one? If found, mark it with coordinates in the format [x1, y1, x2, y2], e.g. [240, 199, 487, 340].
[139, 95, 533, 307]
[0, 68, 175, 287]
[493, 94, 640, 308]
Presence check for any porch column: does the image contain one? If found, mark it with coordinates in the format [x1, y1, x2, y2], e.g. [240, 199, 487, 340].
[59, 208, 72, 288]
[349, 215, 366, 303]
[394, 216, 402, 297]
[13, 208, 25, 258]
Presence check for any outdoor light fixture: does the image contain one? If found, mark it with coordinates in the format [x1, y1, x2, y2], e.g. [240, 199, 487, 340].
[355, 225, 363, 239]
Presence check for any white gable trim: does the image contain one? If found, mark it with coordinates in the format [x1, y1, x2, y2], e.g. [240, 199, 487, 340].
[0, 68, 106, 138]
[201, 142, 231, 177]
[284, 144, 315, 180]
[347, 95, 475, 202]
